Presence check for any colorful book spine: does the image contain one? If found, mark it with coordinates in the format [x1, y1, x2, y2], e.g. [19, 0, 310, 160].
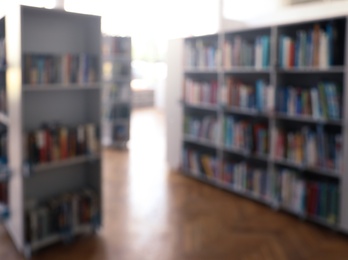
[275, 126, 342, 171]
[276, 82, 341, 120]
[223, 161, 269, 197]
[224, 116, 268, 155]
[184, 115, 218, 143]
[182, 148, 217, 178]
[276, 168, 339, 224]
[224, 35, 270, 68]
[25, 123, 99, 165]
[225, 77, 271, 112]
[23, 53, 98, 85]
[185, 39, 218, 68]
[184, 78, 218, 105]
[279, 22, 338, 68]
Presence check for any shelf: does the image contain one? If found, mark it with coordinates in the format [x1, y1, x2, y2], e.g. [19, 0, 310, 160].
[29, 224, 94, 252]
[23, 83, 101, 92]
[224, 67, 271, 73]
[183, 170, 271, 205]
[184, 68, 218, 74]
[275, 113, 342, 126]
[277, 66, 344, 73]
[0, 203, 9, 220]
[224, 106, 269, 117]
[29, 154, 101, 174]
[281, 205, 338, 229]
[183, 135, 218, 149]
[0, 112, 8, 126]
[224, 146, 270, 161]
[183, 102, 218, 111]
[273, 158, 341, 178]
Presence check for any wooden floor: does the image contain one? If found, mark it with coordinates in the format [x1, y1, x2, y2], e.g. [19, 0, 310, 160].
[1, 108, 348, 259]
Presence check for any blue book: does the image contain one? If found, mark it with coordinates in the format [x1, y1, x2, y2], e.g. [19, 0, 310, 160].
[326, 23, 333, 66]
[279, 35, 283, 67]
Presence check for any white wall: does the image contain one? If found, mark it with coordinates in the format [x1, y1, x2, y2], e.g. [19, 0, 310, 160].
[165, 39, 183, 170]
[224, 0, 348, 27]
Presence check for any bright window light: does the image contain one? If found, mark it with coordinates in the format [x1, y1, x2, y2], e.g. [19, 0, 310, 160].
[19, 0, 56, 9]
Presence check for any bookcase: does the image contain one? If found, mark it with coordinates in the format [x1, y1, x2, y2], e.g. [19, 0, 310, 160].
[0, 15, 10, 222]
[5, 5, 102, 257]
[181, 16, 348, 232]
[102, 36, 131, 148]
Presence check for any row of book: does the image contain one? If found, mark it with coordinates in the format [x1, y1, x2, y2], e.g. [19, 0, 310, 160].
[277, 168, 339, 224]
[276, 82, 341, 120]
[25, 189, 99, 243]
[25, 123, 99, 165]
[102, 37, 131, 56]
[275, 126, 342, 171]
[222, 161, 268, 198]
[223, 35, 270, 68]
[184, 115, 218, 143]
[184, 78, 218, 106]
[23, 53, 99, 85]
[279, 23, 338, 68]
[224, 116, 269, 155]
[223, 77, 273, 112]
[182, 148, 217, 178]
[185, 39, 219, 68]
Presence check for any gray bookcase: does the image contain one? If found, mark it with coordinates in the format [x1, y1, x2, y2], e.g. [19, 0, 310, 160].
[102, 36, 131, 148]
[5, 5, 102, 257]
[180, 16, 348, 233]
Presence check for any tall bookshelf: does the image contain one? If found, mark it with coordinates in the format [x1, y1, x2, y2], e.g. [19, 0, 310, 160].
[0, 15, 10, 222]
[102, 36, 131, 148]
[5, 5, 102, 257]
[181, 16, 348, 232]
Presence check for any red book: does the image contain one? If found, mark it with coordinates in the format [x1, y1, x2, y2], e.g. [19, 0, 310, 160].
[289, 41, 295, 67]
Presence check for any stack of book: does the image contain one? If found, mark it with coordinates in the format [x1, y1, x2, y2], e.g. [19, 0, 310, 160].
[223, 161, 268, 197]
[275, 126, 342, 171]
[224, 77, 273, 112]
[23, 53, 99, 85]
[279, 23, 337, 68]
[25, 189, 99, 243]
[224, 116, 269, 155]
[184, 115, 218, 143]
[276, 82, 341, 120]
[224, 35, 270, 68]
[184, 78, 218, 106]
[25, 123, 99, 165]
[185, 39, 219, 68]
[183, 148, 217, 178]
[277, 168, 339, 223]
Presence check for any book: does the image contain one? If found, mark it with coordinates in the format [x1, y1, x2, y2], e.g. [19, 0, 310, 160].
[23, 53, 99, 85]
[185, 78, 218, 106]
[25, 123, 99, 165]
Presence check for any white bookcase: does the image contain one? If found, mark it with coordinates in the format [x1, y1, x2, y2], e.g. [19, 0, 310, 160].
[178, 16, 348, 233]
[102, 36, 131, 148]
[5, 5, 102, 257]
